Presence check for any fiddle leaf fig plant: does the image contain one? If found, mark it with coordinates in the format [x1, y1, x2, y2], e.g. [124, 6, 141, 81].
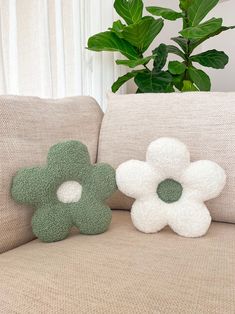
[147, 0, 235, 92]
[87, 0, 234, 93]
[87, 0, 172, 93]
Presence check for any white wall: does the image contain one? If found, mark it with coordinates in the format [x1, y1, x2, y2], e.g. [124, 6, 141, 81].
[127, 0, 235, 93]
[204, 0, 235, 91]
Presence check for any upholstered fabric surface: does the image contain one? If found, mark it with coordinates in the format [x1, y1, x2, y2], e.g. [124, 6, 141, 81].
[11, 140, 117, 242]
[98, 92, 235, 224]
[0, 210, 234, 314]
[116, 137, 226, 238]
[0, 96, 103, 253]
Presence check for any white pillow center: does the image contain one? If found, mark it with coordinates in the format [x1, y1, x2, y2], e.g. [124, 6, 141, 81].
[57, 181, 82, 204]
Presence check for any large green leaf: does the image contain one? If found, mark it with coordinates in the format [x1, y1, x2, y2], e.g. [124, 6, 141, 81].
[189, 26, 235, 53]
[188, 67, 211, 91]
[180, 18, 222, 39]
[112, 71, 142, 92]
[109, 20, 125, 38]
[168, 61, 186, 75]
[146, 6, 183, 21]
[134, 71, 172, 93]
[179, 0, 191, 11]
[167, 45, 185, 60]
[152, 44, 168, 72]
[116, 56, 152, 68]
[171, 36, 188, 52]
[114, 0, 143, 25]
[122, 17, 164, 52]
[87, 31, 139, 60]
[190, 49, 229, 69]
[172, 73, 185, 90]
[188, 0, 220, 26]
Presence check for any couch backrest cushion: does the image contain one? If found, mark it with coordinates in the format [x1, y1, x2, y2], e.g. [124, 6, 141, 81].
[98, 92, 235, 224]
[0, 96, 103, 253]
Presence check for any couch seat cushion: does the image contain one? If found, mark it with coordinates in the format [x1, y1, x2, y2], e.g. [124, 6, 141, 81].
[0, 210, 234, 314]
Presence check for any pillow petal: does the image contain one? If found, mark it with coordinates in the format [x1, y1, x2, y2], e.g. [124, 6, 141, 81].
[116, 160, 162, 199]
[131, 197, 167, 233]
[47, 141, 91, 182]
[168, 199, 211, 238]
[71, 197, 112, 235]
[11, 167, 52, 205]
[182, 160, 226, 201]
[85, 163, 117, 201]
[32, 204, 73, 242]
[146, 137, 190, 179]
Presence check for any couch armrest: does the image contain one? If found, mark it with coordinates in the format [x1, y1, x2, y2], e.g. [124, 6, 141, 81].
[0, 95, 102, 253]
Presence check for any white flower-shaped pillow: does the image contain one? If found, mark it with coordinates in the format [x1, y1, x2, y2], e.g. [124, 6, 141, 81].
[116, 138, 226, 238]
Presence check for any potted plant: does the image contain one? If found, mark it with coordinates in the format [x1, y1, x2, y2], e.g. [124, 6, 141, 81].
[87, 0, 234, 93]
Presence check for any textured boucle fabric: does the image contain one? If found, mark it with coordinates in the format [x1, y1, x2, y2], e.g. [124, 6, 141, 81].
[98, 92, 235, 224]
[157, 179, 183, 203]
[0, 95, 103, 253]
[0, 211, 235, 314]
[11, 141, 117, 242]
[116, 138, 226, 238]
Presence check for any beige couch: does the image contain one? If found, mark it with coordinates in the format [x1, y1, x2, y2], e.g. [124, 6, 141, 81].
[0, 93, 235, 313]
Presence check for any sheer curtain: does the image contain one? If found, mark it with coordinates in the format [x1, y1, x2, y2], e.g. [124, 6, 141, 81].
[0, 0, 125, 110]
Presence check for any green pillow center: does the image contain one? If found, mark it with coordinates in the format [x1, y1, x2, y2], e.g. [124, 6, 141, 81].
[157, 179, 183, 203]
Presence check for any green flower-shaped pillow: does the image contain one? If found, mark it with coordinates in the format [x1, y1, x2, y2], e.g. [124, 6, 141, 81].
[11, 141, 117, 242]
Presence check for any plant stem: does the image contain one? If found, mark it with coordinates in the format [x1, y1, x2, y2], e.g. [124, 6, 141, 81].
[184, 10, 191, 80]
